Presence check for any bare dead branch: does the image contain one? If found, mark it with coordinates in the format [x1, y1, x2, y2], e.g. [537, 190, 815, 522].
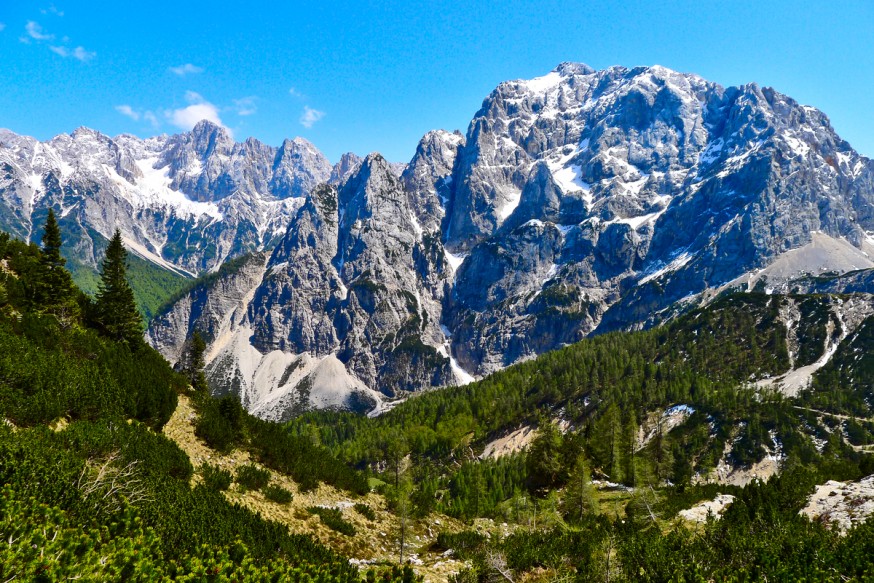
[486, 550, 515, 583]
[76, 451, 151, 515]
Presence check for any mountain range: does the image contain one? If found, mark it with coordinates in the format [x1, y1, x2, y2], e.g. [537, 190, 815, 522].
[2, 62, 873, 419]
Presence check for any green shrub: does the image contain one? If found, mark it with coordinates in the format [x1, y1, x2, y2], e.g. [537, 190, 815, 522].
[236, 464, 270, 491]
[307, 506, 356, 536]
[263, 484, 294, 504]
[201, 463, 233, 491]
[251, 421, 370, 495]
[194, 395, 245, 453]
[353, 502, 376, 520]
[436, 531, 487, 559]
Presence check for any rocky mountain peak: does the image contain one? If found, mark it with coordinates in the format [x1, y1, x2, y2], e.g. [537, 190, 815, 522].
[402, 129, 464, 234]
[0, 119, 334, 273]
[553, 61, 595, 76]
[188, 119, 234, 157]
[270, 137, 333, 200]
[338, 152, 404, 215]
[329, 152, 364, 186]
[39, 62, 867, 420]
[70, 126, 107, 140]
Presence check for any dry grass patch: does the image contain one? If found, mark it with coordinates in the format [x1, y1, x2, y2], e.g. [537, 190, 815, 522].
[163, 393, 468, 582]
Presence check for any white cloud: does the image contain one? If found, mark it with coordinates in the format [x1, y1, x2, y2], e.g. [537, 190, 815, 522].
[143, 111, 159, 128]
[25, 21, 53, 41]
[41, 5, 64, 16]
[169, 63, 203, 76]
[71, 46, 95, 61]
[115, 93, 228, 134]
[169, 103, 222, 130]
[47, 43, 95, 61]
[24, 20, 93, 61]
[184, 90, 205, 104]
[299, 106, 325, 128]
[166, 91, 227, 133]
[288, 87, 304, 99]
[115, 105, 140, 121]
[233, 96, 257, 116]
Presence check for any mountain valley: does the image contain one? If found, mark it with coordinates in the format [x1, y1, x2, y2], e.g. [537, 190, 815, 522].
[1, 60, 874, 582]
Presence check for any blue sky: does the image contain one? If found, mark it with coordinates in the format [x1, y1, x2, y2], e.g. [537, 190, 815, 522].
[1, 1, 872, 163]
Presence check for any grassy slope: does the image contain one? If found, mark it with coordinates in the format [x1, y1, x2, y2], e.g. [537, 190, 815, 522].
[164, 393, 467, 582]
[68, 253, 192, 322]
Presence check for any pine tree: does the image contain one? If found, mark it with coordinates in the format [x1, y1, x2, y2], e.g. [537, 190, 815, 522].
[590, 403, 623, 483]
[526, 420, 564, 490]
[385, 432, 410, 489]
[396, 475, 413, 565]
[623, 414, 639, 487]
[95, 230, 142, 345]
[186, 331, 209, 392]
[561, 453, 598, 523]
[651, 414, 674, 482]
[36, 209, 77, 317]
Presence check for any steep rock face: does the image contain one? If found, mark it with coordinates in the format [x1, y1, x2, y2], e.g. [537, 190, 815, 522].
[270, 138, 335, 199]
[402, 130, 464, 234]
[329, 152, 363, 186]
[142, 63, 874, 417]
[442, 63, 874, 375]
[331, 154, 451, 393]
[146, 253, 270, 364]
[0, 121, 332, 273]
[248, 184, 344, 355]
[150, 155, 455, 415]
[161, 123, 333, 202]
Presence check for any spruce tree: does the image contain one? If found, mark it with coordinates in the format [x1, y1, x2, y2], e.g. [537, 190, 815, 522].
[95, 230, 142, 344]
[526, 420, 564, 490]
[561, 453, 598, 523]
[185, 331, 209, 392]
[623, 414, 638, 487]
[590, 403, 623, 483]
[37, 209, 76, 317]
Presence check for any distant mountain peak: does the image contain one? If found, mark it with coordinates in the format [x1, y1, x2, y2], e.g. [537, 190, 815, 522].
[2, 64, 872, 420]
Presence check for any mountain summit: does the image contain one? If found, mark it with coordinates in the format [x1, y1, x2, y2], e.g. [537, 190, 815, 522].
[3, 63, 872, 418]
[0, 121, 360, 274]
[150, 63, 874, 418]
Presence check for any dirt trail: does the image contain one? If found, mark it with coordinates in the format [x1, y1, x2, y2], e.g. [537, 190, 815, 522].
[792, 406, 874, 424]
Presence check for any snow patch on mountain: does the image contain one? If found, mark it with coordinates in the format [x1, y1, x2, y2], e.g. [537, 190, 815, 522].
[444, 248, 467, 273]
[522, 71, 564, 93]
[121, 235, 194, 277]
[134, 158, 223, 220]
[640, 252, 694, 284]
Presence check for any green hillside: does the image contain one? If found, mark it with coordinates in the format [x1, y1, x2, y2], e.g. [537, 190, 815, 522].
[67, 249, 192, 322]
[281, 293, 874, 582]
[0, 231, 413, 582]
[2, 220, 874, 582]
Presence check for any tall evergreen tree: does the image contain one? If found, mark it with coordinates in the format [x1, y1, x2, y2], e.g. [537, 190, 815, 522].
[623, 414, 639, 487]
[36, 209, 77, 317]
[94, 230, 142, 345]
[561, 453, 598, 523]
[184, 331, 209, 392]
[590, 403, 624, 483]
[526, 420, 564, 490]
